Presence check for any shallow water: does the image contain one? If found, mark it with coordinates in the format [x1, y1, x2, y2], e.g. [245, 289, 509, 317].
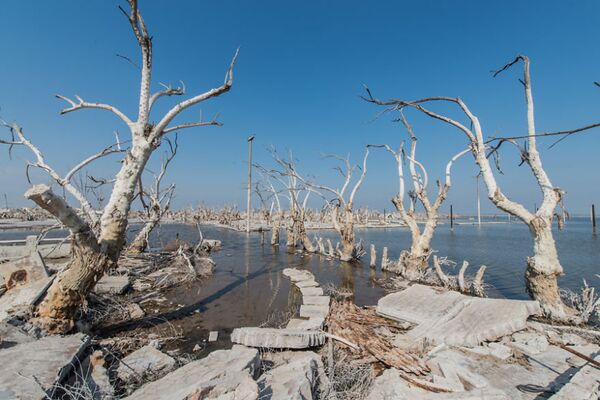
[1, 218, 599, 352]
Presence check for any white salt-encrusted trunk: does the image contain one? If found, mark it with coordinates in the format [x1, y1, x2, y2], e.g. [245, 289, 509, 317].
[364, 56, 575, 321]
[15, 1, 237, 332]
[372, 118, 467, 280]
[270, 211, 282, 245]
[304, 149, 369, 261]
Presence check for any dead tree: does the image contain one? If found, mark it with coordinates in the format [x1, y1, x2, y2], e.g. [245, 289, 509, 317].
[255, 149, 317, 252]
[127, 136, 178, 253]
[369, 114, 469, 279]
[0, 1, 237, 332]
[364, 55, 581, 321]
[256, 173, 283, 245]
[302, 148, 369, 261]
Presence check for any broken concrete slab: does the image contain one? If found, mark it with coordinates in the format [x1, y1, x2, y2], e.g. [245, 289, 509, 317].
[380, 284, 541, 347]
[550, 353, 600, 399]
[299, 304, 329, 319]
[282, 268, 314, 282]
[294, 279, 320, 288]
[303, 295, 330, 306]
[208, 331, 218, 342]
[286, 317, 324, 331]
[0, 321, 34, 349]
[124, 345, 259, 400]
[423, 344, 600, 400]
[0, 238, 71, 260]
[463, 342, 513, 361]
[185, 372, 258, 400]
[257, 351, 323, 399]
[0, 276, 52, 320]
[231, 327, 325, 349]
[117, 345, 176, 382]
[377, 284, 464, 325]
[0, 333, 89, 400]
[300, 286, 324, 297]
[94, 275, 130, 295]
[366, 368, 510, 399]
[509, 331, 549, 355]
[0, 253, 48, 290]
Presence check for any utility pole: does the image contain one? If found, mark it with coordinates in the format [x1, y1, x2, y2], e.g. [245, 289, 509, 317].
[246, 135, 255, 233]
[592, 204, 597, 235]
[476, 174, 481, 227]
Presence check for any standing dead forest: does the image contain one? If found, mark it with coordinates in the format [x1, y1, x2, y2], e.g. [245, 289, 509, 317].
[1, 1, 600, 399]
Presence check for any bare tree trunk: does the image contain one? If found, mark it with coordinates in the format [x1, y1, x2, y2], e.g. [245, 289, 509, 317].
[369, 244, 376, 268]
[363, 56, 579, 321]
[286, 214, 296, 248]
[271, 211, 282, 245]
[2, 2, 238, 331]
[296, 211, 316, 253]
[25, 185, 112, 332]
[127, 217, 158, 253]
[526, 216, 567, 318]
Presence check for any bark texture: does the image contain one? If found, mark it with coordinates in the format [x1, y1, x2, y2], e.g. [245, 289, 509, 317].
[14, 1, 237, 332]
[364, 55, 576, 321]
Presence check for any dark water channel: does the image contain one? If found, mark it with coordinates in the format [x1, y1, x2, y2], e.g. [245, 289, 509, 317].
[1, 217, 599, 354]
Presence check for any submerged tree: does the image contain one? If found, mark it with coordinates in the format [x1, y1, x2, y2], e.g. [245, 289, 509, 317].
[303, 149, 370, 261]
[364, 56, 584, 321]
[255, 149, 317, 252]
[369, 113, 469, 279]
[0, 1, 237, 332]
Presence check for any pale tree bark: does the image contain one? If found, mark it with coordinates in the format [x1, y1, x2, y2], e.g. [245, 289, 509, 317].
[255, 149, 317, 252]
[299, 148, 369, 261]
[369, 117, 468, 279]
[127, 136, 178, 253]
[363, 56, 581, 321]
[1, 1, 237, 332]
[256, 174, 283, 246]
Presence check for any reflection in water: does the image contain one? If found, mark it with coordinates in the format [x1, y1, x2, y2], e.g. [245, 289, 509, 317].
[1, 218, 598, 351]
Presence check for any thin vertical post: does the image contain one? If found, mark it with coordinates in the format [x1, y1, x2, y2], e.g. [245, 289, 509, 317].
[592, 204, 596, 235]
[476, 175, 481, 226]
[450, 205, 454, 230]
[246, 135, 255, 233]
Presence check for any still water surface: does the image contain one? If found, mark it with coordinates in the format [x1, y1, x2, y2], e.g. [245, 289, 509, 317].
[1, 218, 598, 351]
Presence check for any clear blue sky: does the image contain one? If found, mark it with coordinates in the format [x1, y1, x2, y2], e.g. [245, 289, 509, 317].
[1, 1, 599, 215]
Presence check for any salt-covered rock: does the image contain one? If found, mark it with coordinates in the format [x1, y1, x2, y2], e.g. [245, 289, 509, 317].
[367, 368, 509, 399]
[257, 351, 324, 399]
[510, 331, 549, 355]
[282, 268, 314, 282]
[124, 345, 259, 400]
[117, 345, 176, 381]
[185, 372, 258, 400]
[94, 275, 130, 295]
[379, 284, 540, 347]
[550, 353, 600, 399]
[0, 333, 89, 400]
